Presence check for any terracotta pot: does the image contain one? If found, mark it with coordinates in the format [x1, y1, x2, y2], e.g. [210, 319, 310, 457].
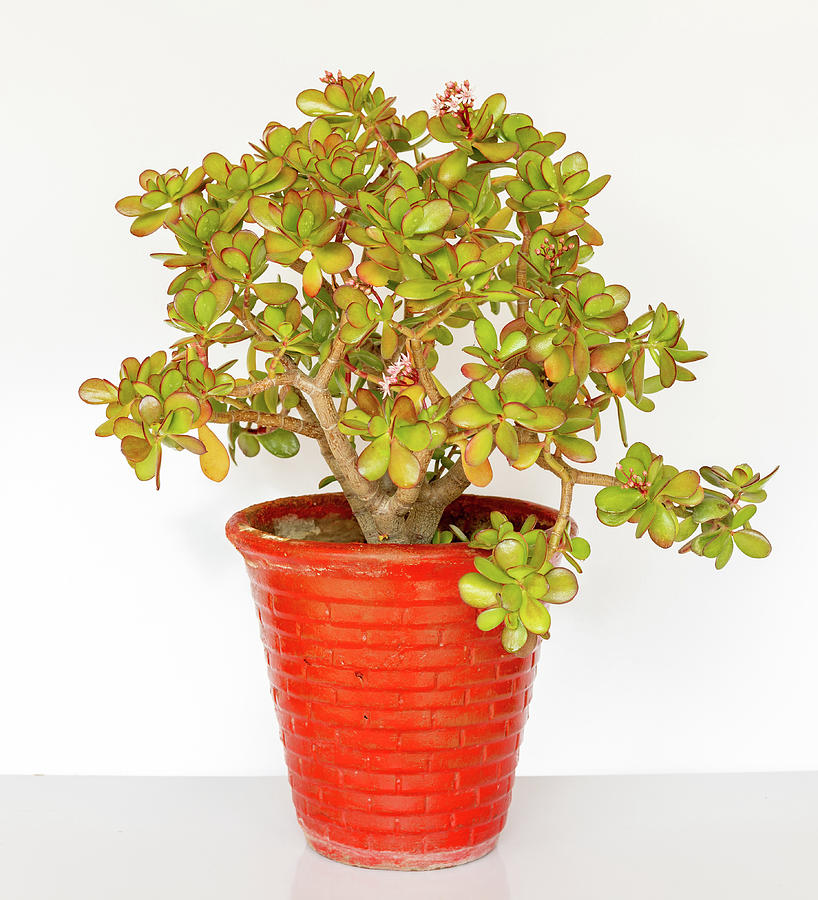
[226, 492, 559, 870]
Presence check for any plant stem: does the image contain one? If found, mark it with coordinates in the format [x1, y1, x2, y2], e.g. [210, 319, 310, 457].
[210, 409, 321, 439]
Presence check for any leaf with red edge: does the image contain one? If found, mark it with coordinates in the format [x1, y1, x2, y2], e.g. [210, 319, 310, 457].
[388, 441, 422, 488]
[553, 434, 597, 462]
[648, 504, 677, 548]
[511, 443, 542, 470]
[79, 378, 118, 404]
[198, 424, 230, 482]
[463, 455, 493, 487]
[544, 567, 578, 604]
[590, 342, 629, 373]
[464, 426, 494, 466]
[302, 257, 323, 297]
[357, 435, 390, 481]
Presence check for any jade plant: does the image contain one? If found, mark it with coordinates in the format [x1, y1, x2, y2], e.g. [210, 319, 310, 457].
[79, 72, 775, 653]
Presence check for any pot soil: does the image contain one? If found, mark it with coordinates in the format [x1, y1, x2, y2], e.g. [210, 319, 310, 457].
[226, 492, 559, 870]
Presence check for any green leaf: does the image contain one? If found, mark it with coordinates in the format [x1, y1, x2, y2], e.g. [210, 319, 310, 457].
[237, 432, 260, 457]
[302, 256, 323, 298]
[590, 342, 628, 374]
[202, 152, 230, 182]
[569, 536, 591, 560]
[357, 435, 390, 481]
[254, 282, 297, 306]
[494, 536, 528, 569]
[473, 141, 519, 162]
[451, 401, 498, 429]
[437, 149, 468, 187]
[731, 505, 757, 529]
[497, 330, 527, 360]
[413, 200, 452, 234]
[715, 537, 734, 569]
[552, 435, 596, 463]
[256, 428, 300, 458]
[131, 208, 168, 237]
[395, 421, 431, 452]
[464, 427, 495, 467]
[475, 318, 498, 354]
[732, 529, 772, 559]
[388, 441, 422, 488]
[595, 485, 643, 513]
[524, 405, 567, 432]
[692, 495, 732, 523]
[459, 572, 501, 608]
[79, 378, 118, 404]
[475, 556, 514, 584]
[495, 420, 519, 459]
[544, 567, 578, 604]
[499, 368, 537, 404]
[502, 621, 529, 653]
[476, 607, 506, 631]
[395, 279, 440, 300]
[314, 242, 354, 275]
[471, 381, 503, 414]
[296, 89, 338, 116]
[647, 505, 677, 549]
[519, 596, 551, 634]
[661, 470, 700, 500]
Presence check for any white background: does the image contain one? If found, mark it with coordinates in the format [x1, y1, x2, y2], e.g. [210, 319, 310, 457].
[2, 0, 816, 776]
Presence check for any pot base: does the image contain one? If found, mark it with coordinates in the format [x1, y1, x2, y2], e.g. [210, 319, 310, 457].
[303, 824, 498, 870]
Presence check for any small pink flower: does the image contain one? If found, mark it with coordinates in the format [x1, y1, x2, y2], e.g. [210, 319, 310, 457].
[320, 70, 343, 85]
[379, 352, 416, 395]
[432, 80, 474, 116]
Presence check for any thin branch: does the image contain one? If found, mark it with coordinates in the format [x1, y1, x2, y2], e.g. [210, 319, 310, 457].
[536, 451, 619, 556]
[538, 451, 574, 558]
[210, 409, 321, 440]
[371, 123, 401, 163]
[571, 469, 619, 488]
[315, 332, 347, 389]
[414, 150, 455, 173]
[515, 214, 532, 320]
[408, 338, 441, 404]
[229, 348, 289, 398]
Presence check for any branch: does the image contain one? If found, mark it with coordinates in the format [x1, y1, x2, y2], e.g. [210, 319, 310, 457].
[536, 451, 619, 556]
[425, 456, 470, 508]
[315, 332, 347, 389]
[515, 214, 532, 320]
[229, 348, 290, 398]
[408, 338, 441, 404]
[539, 451, 574, 558]
[414, 150, 455, 173]
[294, 364, 383, 507]
[370, 123, 401, 163]
[210, 409, 321, 440]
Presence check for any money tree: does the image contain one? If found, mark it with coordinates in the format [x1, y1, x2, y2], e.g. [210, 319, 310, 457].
[79, 72, 775, 653]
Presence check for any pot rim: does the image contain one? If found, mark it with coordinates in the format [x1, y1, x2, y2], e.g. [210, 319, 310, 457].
[225, 491, 575, 563]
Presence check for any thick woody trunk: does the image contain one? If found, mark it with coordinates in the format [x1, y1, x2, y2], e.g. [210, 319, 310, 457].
[347, 496, 451, 545]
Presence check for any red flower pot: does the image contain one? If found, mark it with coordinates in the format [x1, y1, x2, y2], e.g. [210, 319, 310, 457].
[226, 492, 559, 870]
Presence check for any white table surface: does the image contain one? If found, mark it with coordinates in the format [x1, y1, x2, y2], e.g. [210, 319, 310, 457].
[1, 774, 815, 899]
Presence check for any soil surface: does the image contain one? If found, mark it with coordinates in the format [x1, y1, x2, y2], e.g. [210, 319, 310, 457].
[267, 512, 367, 543]
[264, 508, 503, 544]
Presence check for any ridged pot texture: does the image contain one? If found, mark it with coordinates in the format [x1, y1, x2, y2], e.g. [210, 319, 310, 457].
[226, 492, 558, 870]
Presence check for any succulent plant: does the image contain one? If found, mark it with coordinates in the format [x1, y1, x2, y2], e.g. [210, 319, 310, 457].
[79, 71, 775, 653]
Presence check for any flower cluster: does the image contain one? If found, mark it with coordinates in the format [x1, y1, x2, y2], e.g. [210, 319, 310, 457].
[379, 352, 417, 395]
[617, 462, 651, 496]
[432, 80, 474, 115]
